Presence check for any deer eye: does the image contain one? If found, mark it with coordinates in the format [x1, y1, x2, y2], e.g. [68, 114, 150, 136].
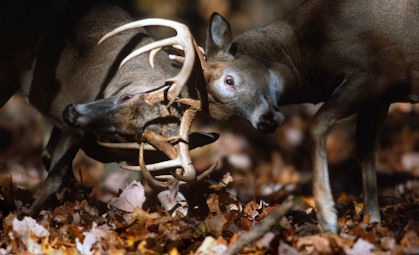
[224, 75, 235, 87]
[117, 94, 133, 104]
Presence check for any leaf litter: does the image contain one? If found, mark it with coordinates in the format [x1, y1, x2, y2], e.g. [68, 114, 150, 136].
[0, 96, 418, 254]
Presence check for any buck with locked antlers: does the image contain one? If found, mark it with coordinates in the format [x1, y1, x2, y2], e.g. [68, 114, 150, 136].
[72, 0, 418, 233]
[63, 17, 218, 189]
[0, 1, 216, 214]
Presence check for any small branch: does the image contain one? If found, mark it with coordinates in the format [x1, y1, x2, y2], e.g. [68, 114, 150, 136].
[226, 197, 294, 255]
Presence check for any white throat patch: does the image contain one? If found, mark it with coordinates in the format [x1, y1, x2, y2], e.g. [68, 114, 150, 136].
[268, 69, 283, 108]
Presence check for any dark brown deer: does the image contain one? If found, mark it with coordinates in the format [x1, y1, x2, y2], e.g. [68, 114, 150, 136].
[203, 0, 418, 232]
[73, 0, 418, 232]
[0, 1, 215, 214]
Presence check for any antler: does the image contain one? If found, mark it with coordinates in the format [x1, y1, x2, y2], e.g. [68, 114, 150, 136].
[99, 18, 206, 106]
[98, 18, 214, 188]
[138, 107, 215, 188]
[99, 98, 217, 188]
[118, 107, 217, 188]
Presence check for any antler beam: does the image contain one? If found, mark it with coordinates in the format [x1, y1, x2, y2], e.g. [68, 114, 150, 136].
[99, 18, 199, 106]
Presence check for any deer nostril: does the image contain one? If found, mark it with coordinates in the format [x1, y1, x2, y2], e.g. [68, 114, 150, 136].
[117, 94, 133, 104]
[257, 113, 278, 133]
[63, 104, 80, 127]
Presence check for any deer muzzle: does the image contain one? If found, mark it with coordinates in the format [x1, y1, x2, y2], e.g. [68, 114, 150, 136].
[63, 96, 122, 135]
[256, 112, 279, 133]
[63, 104, 82, 128]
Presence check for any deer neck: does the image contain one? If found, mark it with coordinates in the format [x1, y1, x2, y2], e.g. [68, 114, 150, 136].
[235, 21, 312, 105]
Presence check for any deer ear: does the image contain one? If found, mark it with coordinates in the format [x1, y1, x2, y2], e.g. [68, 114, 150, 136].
[206, 13, 234, 58]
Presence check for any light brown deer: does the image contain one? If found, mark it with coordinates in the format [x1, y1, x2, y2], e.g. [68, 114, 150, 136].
[0, 1, 215, 214]
[72, 0, 418, 232]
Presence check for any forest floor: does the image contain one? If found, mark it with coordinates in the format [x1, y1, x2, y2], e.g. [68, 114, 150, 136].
[0, 95, 418, 254]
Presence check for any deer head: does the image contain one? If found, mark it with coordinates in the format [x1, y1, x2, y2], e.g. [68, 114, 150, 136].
[205, 13, 291, 133]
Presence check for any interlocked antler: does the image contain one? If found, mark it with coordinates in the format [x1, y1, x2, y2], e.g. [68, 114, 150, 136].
[137, 107, 217, 188]
[98, 19, 214, 188]
[102, 99, 217, 188]
[99, 18, 204, 106]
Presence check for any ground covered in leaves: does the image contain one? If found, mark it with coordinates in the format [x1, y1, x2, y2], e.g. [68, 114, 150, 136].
[0, 95, 418, 254]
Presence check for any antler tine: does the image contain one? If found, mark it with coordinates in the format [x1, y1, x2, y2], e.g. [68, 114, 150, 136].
[119, 165, 141, 172]
[139, 141, 170, 188]
[98, 18, 197, 106]
[197, 161, 219, 181]
[131, 108, 198, 186]
[171, 108, 197, 181]
[120, 107, 216, 187]
[119, 37, 179, 67]
[121, 158, 182, 172]
[162, 107, 217, 183]
[99, 18, 187, 44]
[98, 141, 155, 150]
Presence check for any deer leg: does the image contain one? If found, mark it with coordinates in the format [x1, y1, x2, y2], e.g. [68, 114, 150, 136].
[41, 127, 61, 171]
[310, 74, 389, 232]
[311, 110, 338, 233]
[356, 101, 388, 224]
[30, 132, 80, 215]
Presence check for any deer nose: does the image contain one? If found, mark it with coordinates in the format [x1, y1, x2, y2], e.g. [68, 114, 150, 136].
[256, 112, 278, 133]
[63, 104, 81, 127]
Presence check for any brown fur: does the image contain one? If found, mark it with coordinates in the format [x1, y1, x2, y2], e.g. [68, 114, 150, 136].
[0, 1, 180, 214]
[205, 0, 418, 232]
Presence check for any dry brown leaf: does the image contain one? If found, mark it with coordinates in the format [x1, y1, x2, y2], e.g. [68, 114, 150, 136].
[400, 230, 419, 253]
[204, 213, 228, 236]
[297, 235, 333, 254]
[278, 241, 299, 255]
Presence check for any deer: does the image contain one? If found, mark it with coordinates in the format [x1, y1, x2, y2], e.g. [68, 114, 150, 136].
[0, 1, 216, 214]
[73, 0, 418, 232]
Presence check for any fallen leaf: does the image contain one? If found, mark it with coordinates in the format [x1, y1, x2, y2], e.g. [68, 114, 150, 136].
[380, 236, 396, 251]
[278, 241, 299, 255]
[12, 216, 49, 245]
[243, 200, 260, 220]
[103, 171, 129, 193]
[204, 213, 228, 236]
[344, 238, 375, 255]
[400, 230, 419, 253]
[109, 180, 146, 212]
[157, 190, 188, 217]
[76, 223, 112, 255]
[195, 236, 228, 255]
[137, 240, 160, 255]
[297, 235, 333, 254]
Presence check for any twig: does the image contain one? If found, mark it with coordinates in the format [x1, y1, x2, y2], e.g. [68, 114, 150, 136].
[226, 197, 294, 255]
